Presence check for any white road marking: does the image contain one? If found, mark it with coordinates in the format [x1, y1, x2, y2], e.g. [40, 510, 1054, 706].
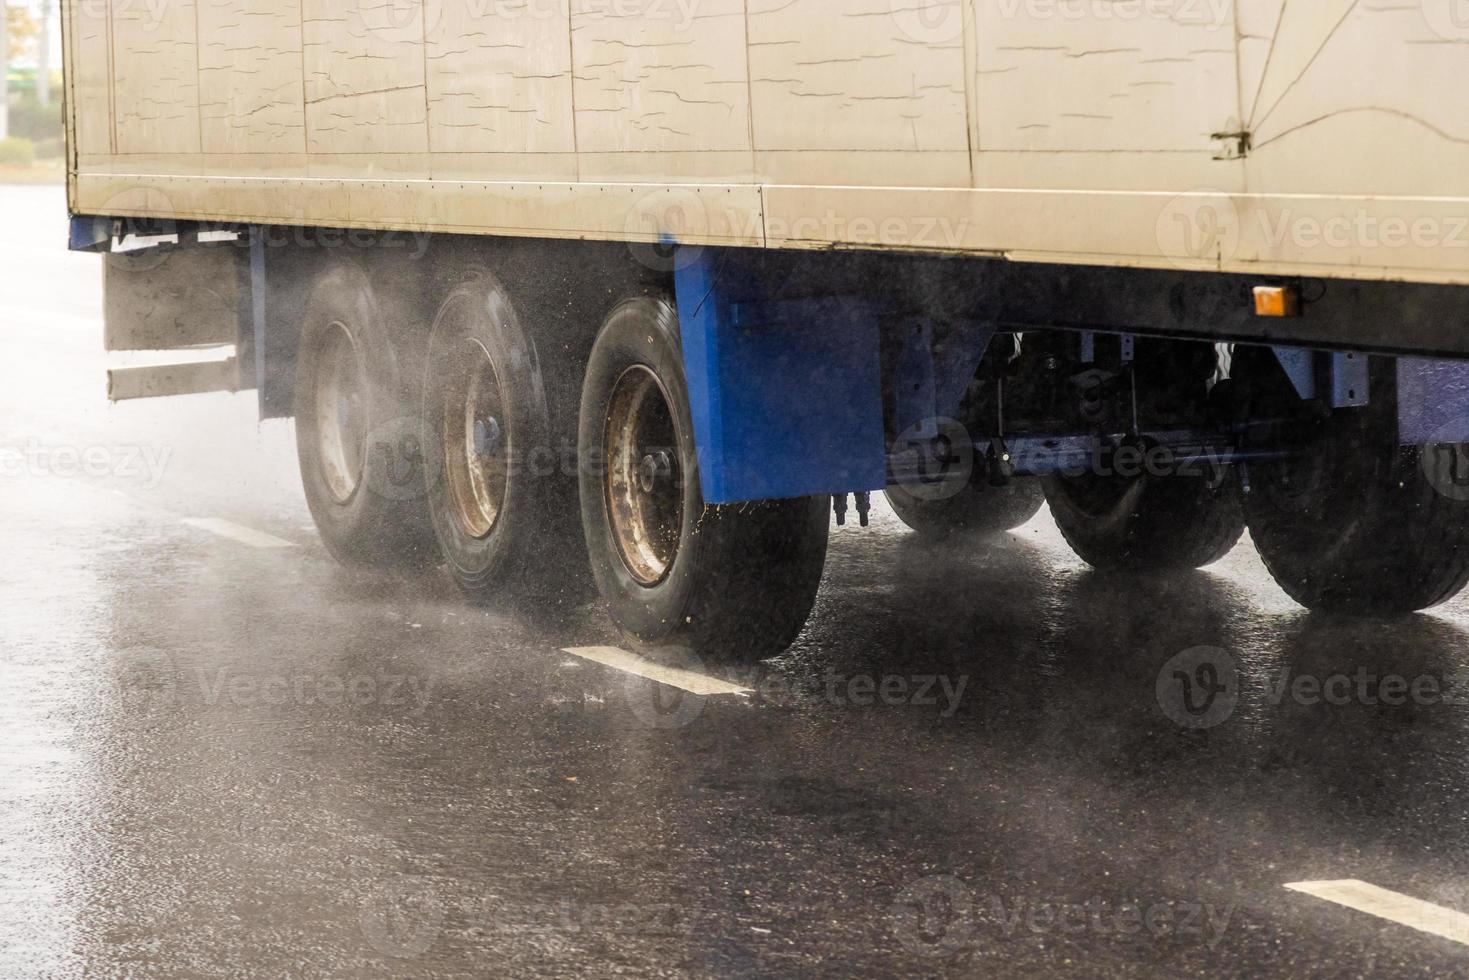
[181, 517, 298, 550]
[1285, 880, 1469, 945]
[561, 646, 752, 697]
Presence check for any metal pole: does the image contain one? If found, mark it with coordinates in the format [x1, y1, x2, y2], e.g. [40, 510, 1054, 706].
[1, 0, 11, 140]
[37, 0, 49, 108]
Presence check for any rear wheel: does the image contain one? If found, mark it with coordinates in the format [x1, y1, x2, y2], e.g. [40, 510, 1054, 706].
[294, 261, 436, 567]
[1041, 336, 1244, 571]
[886, 480, 1044, 538]
[422, 270, 585, 604]
[1043, 463, 1244, 571]
[1241, 355, 1469, 614]
[578, 296, 830, 661]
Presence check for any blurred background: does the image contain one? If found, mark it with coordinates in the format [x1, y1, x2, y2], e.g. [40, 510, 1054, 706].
[1, 0, 64, 181]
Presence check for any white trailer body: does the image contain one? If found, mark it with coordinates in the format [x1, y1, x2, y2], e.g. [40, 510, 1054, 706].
[55, 0, 1469, 650]
[62, 1, 1469, 286]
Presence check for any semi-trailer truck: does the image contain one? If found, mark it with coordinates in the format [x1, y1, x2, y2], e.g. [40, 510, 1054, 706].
[59, 0, 1469, 657]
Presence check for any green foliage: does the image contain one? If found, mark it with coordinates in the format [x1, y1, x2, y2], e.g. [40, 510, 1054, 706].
[8, 94, 64, 142]
[0, 137, 36, 168]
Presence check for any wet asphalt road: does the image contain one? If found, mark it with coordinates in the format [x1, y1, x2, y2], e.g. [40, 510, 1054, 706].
[5, 184, 1469, 979]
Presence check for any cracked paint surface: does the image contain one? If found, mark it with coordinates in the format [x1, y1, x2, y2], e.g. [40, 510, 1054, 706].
[73, 0, 1469, 176]
[59, 0, 1469, 274]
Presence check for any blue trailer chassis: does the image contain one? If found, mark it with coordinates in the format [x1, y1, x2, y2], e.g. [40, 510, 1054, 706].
[671, 245, 1469, 506]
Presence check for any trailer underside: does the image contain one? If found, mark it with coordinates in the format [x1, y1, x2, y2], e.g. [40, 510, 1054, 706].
[75, 216, 1469, 501]
[70, 216, 1469, 646]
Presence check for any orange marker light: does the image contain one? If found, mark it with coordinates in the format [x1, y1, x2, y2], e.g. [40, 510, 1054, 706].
[1253, 285, 1301, 318]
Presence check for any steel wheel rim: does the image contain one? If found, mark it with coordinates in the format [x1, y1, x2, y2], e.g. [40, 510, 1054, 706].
[315, 322, 368, 504]
[604, 365, 683, 587]
[442, 339, 510, 540]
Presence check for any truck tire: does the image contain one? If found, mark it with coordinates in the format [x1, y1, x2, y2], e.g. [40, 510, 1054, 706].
[1241, 362, 1469, 614]
[421, 270, 584, 603]
[294, 261, 437, 567]
[885, 480, 1045, 538]
[578, 296, 830, 660]
[1042, 468, 1244, 571]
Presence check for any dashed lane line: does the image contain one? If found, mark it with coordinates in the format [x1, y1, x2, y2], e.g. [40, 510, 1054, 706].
[180, 517, 299, 550]
[561, 646, 753, 697]
[1285, 880, 1469, 946]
